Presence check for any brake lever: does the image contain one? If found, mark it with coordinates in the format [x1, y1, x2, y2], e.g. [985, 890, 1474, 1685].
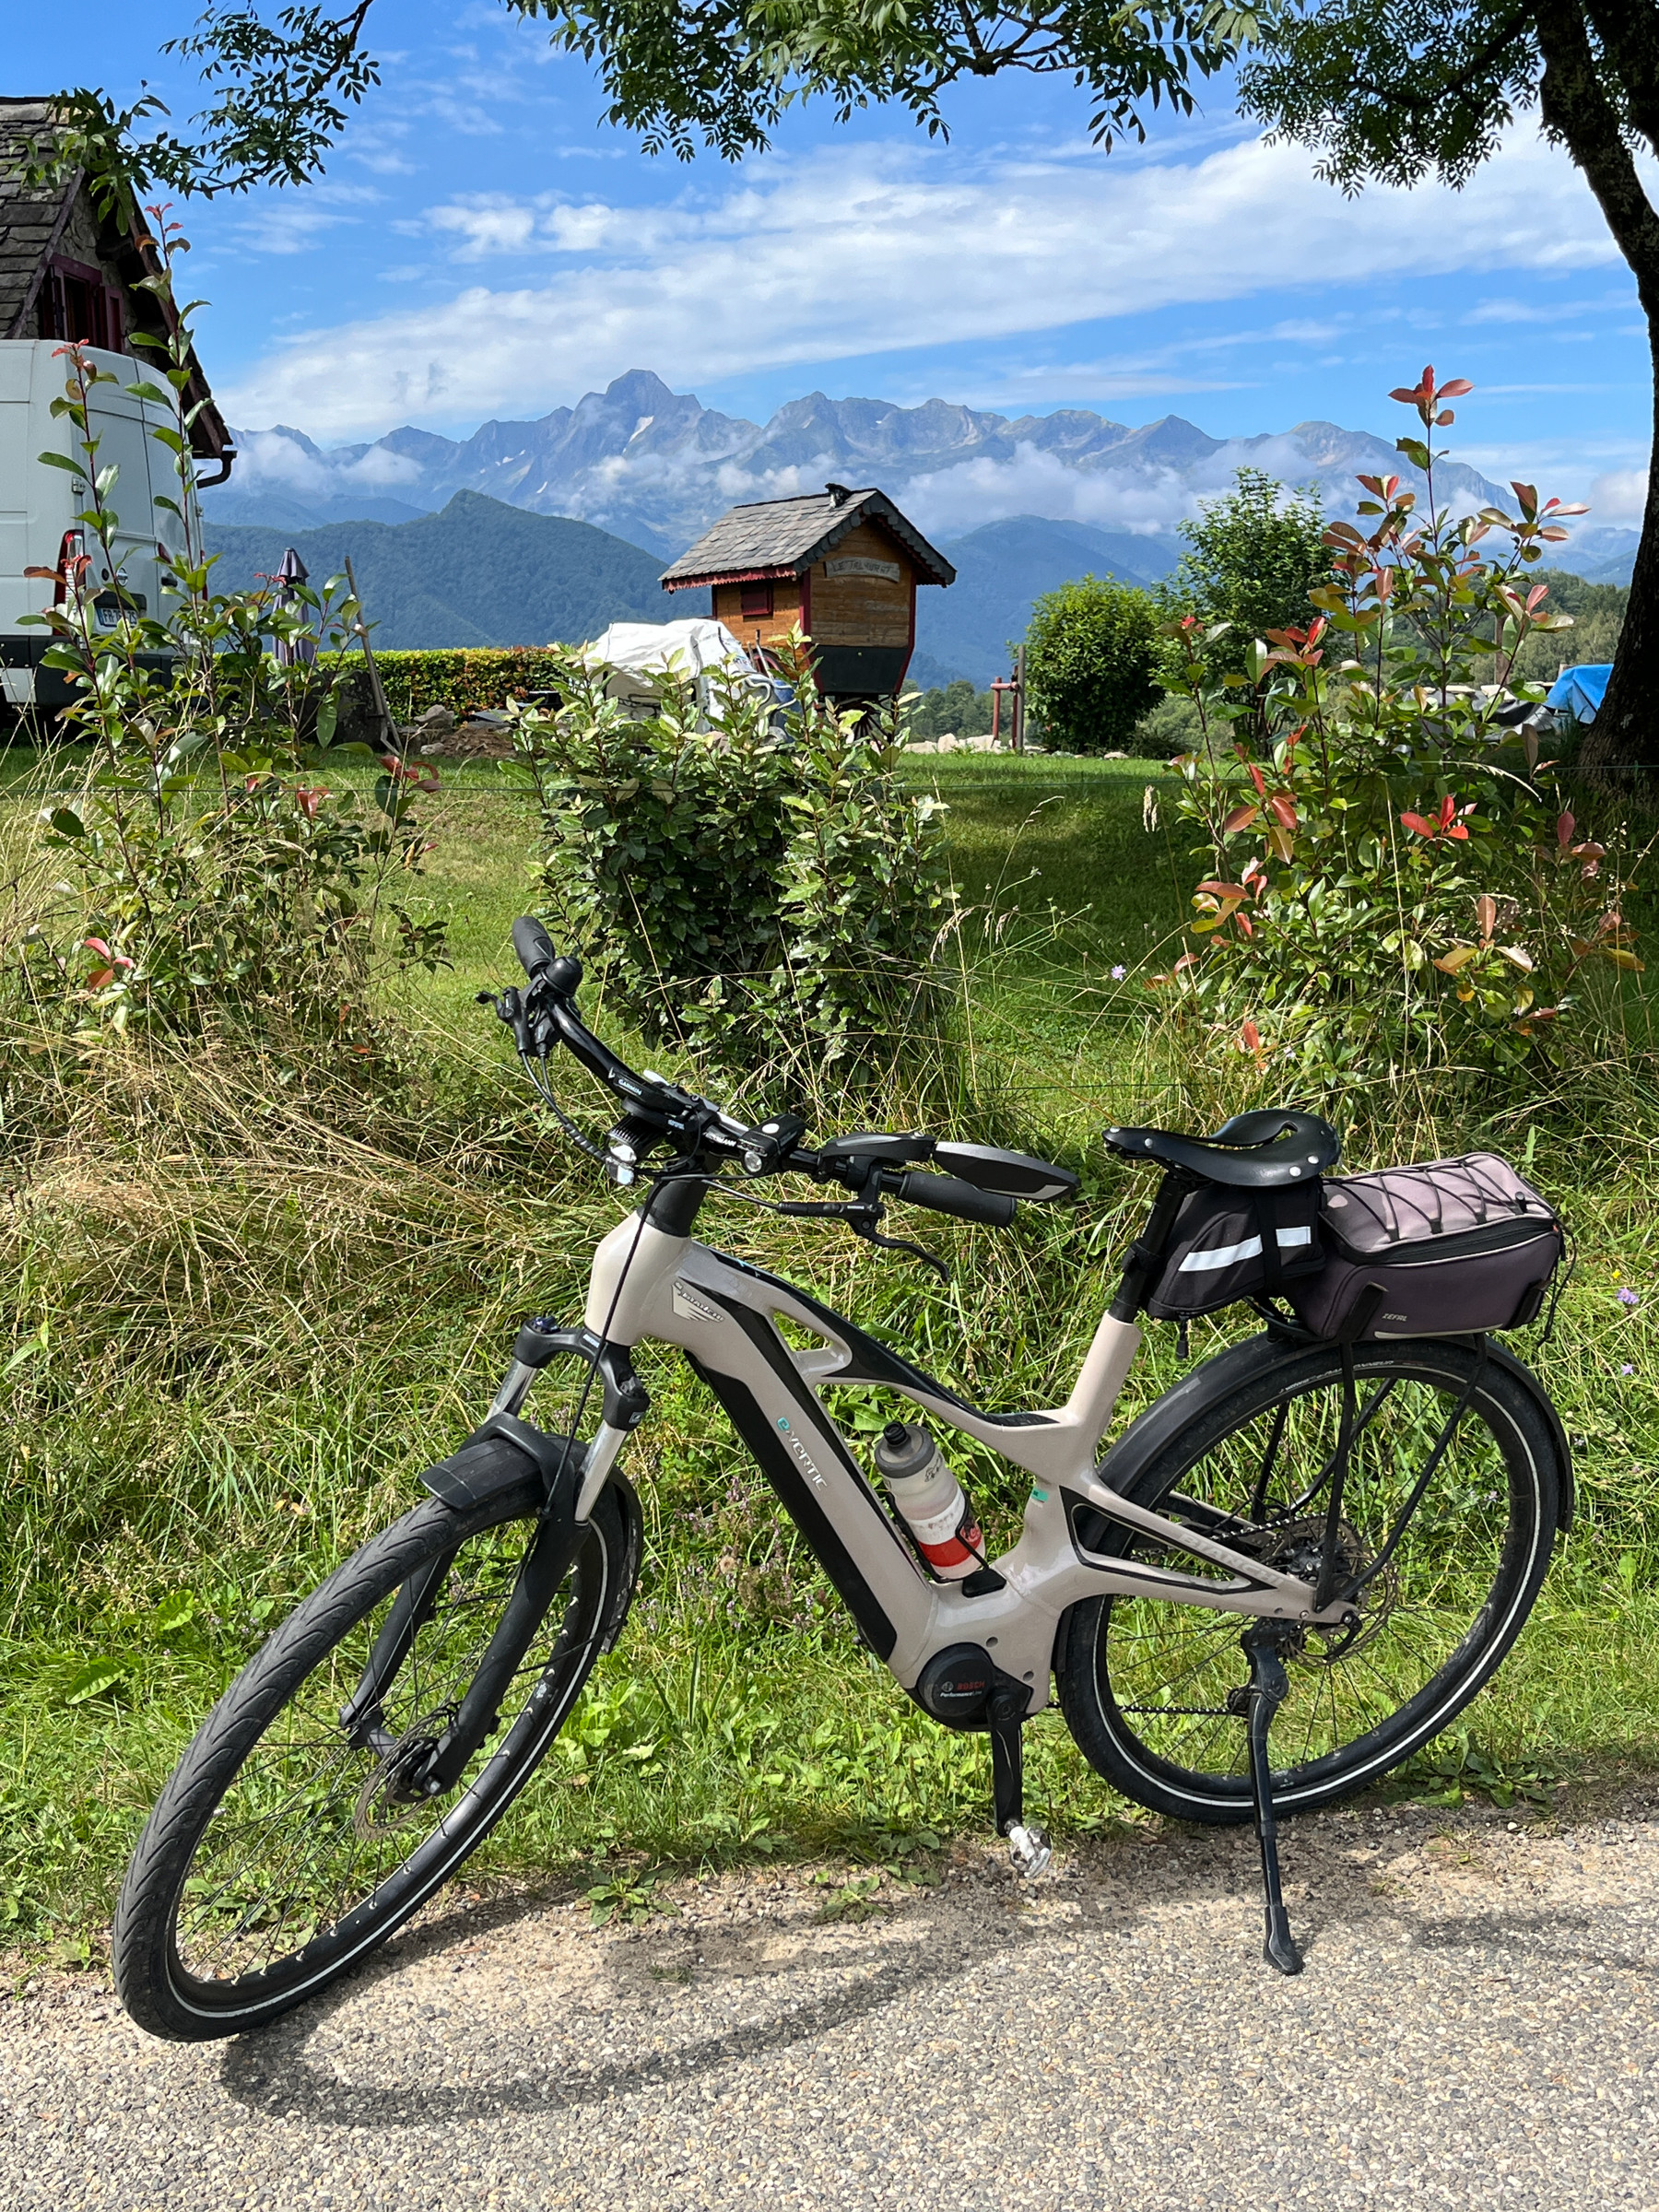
[769, 1187, 949, 1280]
[476, 985, 533, 1056]
[850, 1212, 949, 1282]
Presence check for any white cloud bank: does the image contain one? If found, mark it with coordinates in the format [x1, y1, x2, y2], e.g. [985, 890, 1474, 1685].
[220, 126, 1622, 444]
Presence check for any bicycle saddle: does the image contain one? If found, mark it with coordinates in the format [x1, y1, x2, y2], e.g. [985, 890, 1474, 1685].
[1102, 1108, 1341, 1189]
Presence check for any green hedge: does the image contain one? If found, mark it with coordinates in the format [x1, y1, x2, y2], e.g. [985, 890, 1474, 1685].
[343, 648, 562, 723]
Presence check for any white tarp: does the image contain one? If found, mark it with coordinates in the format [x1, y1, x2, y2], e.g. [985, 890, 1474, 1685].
[582, 618, 751, 699]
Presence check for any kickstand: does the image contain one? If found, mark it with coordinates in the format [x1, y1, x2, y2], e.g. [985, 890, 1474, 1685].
[988, 1690, 1051, 1878]
[1240, 1626, 1304, 1976]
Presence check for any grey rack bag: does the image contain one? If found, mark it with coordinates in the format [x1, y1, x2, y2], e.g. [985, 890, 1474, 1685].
[1288, 1152, 1562, 1343]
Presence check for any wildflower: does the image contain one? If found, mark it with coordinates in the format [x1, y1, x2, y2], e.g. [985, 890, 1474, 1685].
[1622, 1363, 1635, 1376]
[1618, 1288, 1640, 1310]
[1110, 964, 1126, 981]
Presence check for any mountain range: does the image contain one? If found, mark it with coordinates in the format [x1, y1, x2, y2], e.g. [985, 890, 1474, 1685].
[201, 369, 1635, 672]
[202, 495, 1183, 683]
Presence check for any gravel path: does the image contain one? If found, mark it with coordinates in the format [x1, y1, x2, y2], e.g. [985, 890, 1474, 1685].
[5, 1793, 1658, 2212]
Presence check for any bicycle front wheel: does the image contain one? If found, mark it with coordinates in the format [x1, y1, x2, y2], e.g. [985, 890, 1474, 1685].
[1056, 1335, 1564, 1824]
[114, 1458, 639, 2041]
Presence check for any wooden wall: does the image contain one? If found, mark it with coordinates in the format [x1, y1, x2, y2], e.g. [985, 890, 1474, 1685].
[806, 520, 913, 649]
[711, 576, 804, 655]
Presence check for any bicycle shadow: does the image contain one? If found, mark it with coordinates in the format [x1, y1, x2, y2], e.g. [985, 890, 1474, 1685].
[215, 1806, 1659, 2129]
[216, 1874, 1053, 2129]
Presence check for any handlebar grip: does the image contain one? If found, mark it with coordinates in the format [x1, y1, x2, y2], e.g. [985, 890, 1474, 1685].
[893, 1171, 1017, 1227]
[512, 916, 558, 979]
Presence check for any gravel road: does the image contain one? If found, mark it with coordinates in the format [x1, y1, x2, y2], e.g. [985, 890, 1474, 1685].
[5, 1792, 1657, 2212]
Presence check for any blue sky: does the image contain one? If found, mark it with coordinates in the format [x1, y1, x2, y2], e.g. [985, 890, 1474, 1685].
[14, 2, 1652, 518]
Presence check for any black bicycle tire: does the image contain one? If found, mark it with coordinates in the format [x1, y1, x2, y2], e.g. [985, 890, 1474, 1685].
[113, 1465, 638, 2041]
[1055, 1336, 1562, 1826]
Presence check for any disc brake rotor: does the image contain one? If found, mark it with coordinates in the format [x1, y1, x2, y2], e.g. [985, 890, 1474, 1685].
[352, 1704, 458, 1837]
[1263, 1517, 1398, 1662]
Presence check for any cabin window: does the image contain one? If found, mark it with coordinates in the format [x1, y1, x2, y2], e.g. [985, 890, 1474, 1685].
[739, 581, 773, 618]
[39, 258, 125, 352]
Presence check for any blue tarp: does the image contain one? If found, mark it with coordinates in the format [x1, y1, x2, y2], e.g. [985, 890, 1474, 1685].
[1546, 664, 1612, 722]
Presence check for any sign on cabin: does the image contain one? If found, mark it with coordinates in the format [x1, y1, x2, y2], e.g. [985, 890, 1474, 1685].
[660, 482, 955, 699]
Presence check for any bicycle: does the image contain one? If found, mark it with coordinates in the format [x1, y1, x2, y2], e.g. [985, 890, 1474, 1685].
[113, 919, 1571, 2039]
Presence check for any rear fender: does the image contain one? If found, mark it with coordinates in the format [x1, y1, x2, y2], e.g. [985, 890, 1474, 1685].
[1085, 1327, 1573, 1532]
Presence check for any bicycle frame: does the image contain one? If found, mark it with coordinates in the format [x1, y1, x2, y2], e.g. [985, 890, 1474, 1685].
[496, 1207, 1356, 1712]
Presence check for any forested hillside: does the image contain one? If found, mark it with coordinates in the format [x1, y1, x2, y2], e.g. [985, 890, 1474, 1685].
[203, 491, 666, 649]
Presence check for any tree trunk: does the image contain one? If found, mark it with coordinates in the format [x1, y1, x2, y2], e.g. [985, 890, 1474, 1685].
[1533, 1, 1659, 770]
[1583, 324, 1659, 771]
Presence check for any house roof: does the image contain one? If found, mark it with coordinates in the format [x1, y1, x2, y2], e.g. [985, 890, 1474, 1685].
[0, 99, 74, 340]
[661, 486, 956, 591]
[0, 96, 233, 470]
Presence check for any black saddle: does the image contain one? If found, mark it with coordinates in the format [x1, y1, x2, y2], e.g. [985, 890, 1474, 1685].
[1103, 1109, 1341, 1190]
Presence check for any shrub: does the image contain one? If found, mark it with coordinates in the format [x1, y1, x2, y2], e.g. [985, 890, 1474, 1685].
[1023, 575, 1160, 754]
[13, 216, 443, 1036]
[337, 647, 563, 728]
[1158, 366, 1632, 1091]
[511, 636, 949, 1088]
[1126, 693, 1204, 760]
[1162, 467, 1327, 677]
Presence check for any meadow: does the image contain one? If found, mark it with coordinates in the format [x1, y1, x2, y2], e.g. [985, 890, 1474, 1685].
[2, 744, 1656, 1960]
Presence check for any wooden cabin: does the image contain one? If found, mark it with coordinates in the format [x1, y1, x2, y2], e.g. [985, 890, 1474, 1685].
[0, 97, 233, 477]
[660, 483, 954, 698]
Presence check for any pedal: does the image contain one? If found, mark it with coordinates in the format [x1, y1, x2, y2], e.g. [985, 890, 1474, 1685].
[1006, 1821, 1053, 1879]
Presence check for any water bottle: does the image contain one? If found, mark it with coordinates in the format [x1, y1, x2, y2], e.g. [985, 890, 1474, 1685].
[873, 1421, 983, 1581]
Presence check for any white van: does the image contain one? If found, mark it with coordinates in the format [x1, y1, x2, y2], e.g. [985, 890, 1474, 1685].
[0, 338, 194, 712]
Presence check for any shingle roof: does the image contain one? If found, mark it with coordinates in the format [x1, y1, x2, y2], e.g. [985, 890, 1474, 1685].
[0, 98, 76, 340]
[0, 97, 233, 470]
[661, 486, 956, 590]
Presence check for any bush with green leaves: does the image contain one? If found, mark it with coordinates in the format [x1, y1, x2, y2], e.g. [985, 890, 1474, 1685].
[1158, 367, 1633, 1089]
[1160, 467, 1327, 679]
[13, 216, 443, 1036]
[1023, 574, 1160, 755]
[511, 637, 949, 1086]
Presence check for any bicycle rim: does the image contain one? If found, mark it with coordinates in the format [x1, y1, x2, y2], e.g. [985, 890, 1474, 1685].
[1062, 1341, 1557, 1820]
[159, 1499, 619, 2021]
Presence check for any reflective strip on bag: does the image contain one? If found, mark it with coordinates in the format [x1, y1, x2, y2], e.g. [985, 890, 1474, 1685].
[1178, 1226, 1314, 1275]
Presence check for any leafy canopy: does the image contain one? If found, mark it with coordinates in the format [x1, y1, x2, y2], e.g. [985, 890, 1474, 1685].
[35, 2, 1266, 192]
[1166, 466, 1328, 663]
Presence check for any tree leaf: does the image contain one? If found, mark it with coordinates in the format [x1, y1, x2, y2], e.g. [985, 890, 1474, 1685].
[63, 1656, 134, 1706]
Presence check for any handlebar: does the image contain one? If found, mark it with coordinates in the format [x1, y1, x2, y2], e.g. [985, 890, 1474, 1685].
[891, 1171, 1017, 1228]
[494, 917, 1032, 1230]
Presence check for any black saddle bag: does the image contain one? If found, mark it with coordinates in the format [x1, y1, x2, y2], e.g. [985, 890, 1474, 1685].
[1143, 1179, 1326, 1319]
[1288, 1153, 1563, 1342]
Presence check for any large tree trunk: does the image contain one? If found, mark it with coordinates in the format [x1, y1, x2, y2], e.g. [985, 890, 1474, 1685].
[1584, 327, 1659, 770]
[1534, 2, 1659, 769]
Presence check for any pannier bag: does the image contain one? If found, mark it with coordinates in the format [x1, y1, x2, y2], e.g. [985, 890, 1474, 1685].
[1144, 1179, 1326, 1320]
[1289, 1152, 1563, 1342]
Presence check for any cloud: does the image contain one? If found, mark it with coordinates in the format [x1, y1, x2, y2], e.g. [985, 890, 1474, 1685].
[221, 125, 1621, 441]
[231, 428, 425, 497]
[1589, 468, 1648, 524]
[230, 182, 383, 256]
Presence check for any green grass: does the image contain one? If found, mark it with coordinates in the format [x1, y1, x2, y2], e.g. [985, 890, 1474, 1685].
[3, 747, 1659, 1961]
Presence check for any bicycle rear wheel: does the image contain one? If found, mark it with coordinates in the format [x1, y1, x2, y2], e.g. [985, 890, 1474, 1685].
[1056, 1335, 1563, 1824]
[114, 1457, 638, 2041]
